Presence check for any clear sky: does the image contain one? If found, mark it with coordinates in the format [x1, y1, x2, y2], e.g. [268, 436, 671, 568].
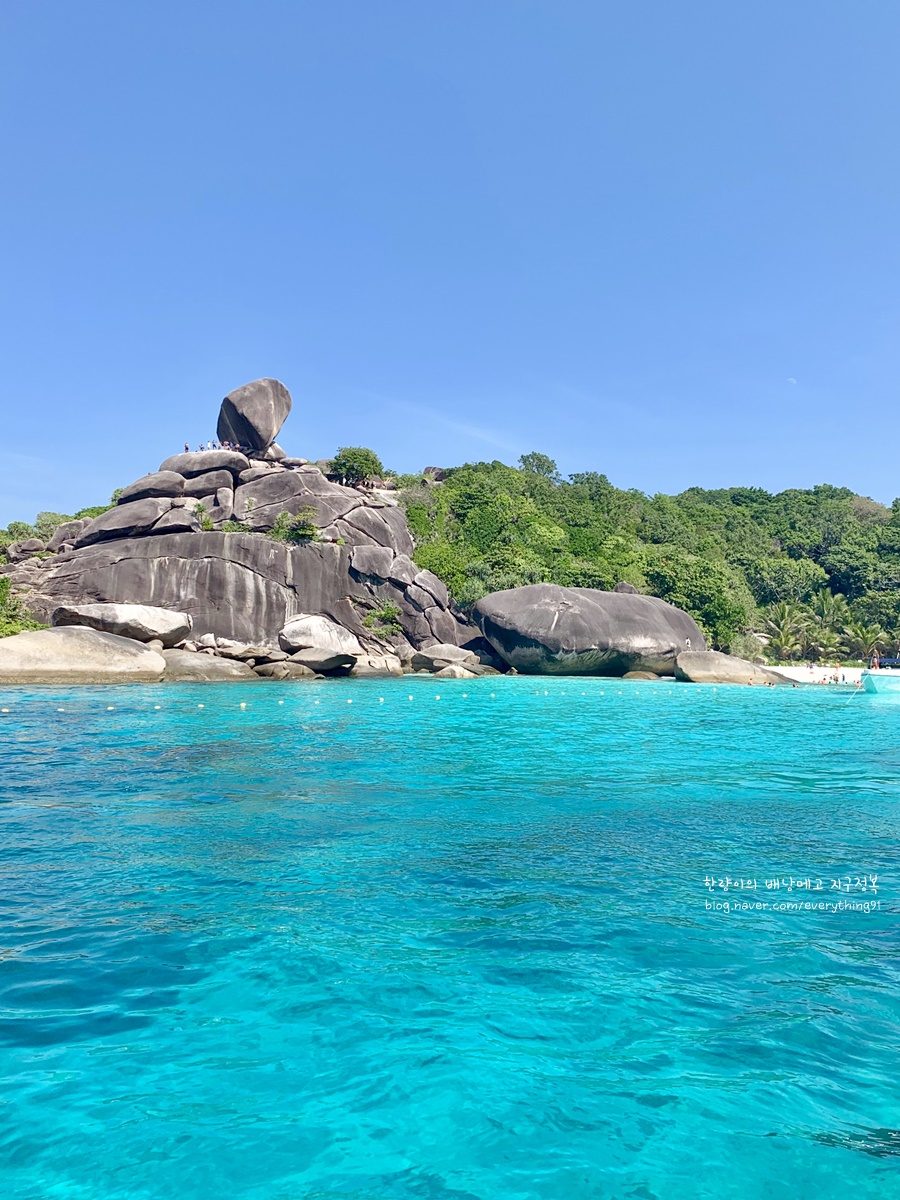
[1, 1, 898, 525]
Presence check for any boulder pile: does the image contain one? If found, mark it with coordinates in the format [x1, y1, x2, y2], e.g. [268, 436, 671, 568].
[3, 378, 476, 655]
[0, 603, 502, 684]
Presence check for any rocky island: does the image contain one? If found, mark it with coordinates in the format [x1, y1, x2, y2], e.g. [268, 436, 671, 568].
[0, 377, 777, 685]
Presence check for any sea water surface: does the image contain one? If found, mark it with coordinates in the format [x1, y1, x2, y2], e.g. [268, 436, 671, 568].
[1, 676, 898, 1199]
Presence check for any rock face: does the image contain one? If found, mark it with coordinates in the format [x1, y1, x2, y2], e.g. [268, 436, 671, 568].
[18, 532, 472, 649]
[0, 626, 165, 683]
[675, 651, 786, 686]
[474, 583, 705, 676]
[51, 602, 192, 648]
[217, 378, 292, 453]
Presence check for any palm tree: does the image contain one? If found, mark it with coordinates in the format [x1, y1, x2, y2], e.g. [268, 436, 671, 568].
[764, 601, 806, 660]
[804, 624, 844, 661]
[843, 620, 888, 660]
[807, 589, 850, 629]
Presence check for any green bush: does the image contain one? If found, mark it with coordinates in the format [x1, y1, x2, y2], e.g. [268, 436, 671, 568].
[220, 520, 251, 534]
[268, 508, 319, 543]
[362, 601, 403, 640]
[0, 577, 45, 637]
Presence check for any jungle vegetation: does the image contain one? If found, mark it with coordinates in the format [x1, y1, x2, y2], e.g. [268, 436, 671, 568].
[396, 455, 900, 661]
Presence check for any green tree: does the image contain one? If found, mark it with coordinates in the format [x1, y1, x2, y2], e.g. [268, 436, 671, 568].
[518, 451, 560, 482]
[330, 447, 384, 486]
[645, 552, 754, 649]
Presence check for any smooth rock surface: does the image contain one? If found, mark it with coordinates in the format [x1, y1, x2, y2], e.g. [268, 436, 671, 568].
[47, 520, 91, 553]
[6, 538, 45, 563]
[182, 470, 234, 498]
[351, 654, 403, 677]
[217, 378, 292, 453]
[253, 661, 319, 679]
[279, 613, 363, 655]
[474, 583, 705, 676]
[288, 648, 356, 674]
[410, 644, 478, 671]
[118, 472, 185, 504]
[51, 602, 192, 647]
[674, 651, 787, 686]
[349, 545, 394, 579]
[158, 450, 249, 478]
[433, 663, 478, 679]
[151, 508, 202, 536]
[161, 649, 257, 680]
[0, 626, 165, 683]
[75, 498, 174, 548]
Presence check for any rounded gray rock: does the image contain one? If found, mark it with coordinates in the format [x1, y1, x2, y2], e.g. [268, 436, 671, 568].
[51, 602, 192, 647]
[474, 583, 705, 676]
[674, 651, 787, 686]
[0, 626, 166, 683]
[118, 472, 186, 504]
[161, 649, 257, 680]
[158, 450, 250, 478]
[217, 378, 292, 454]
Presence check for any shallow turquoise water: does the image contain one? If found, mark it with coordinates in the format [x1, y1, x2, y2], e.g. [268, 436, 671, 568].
[1, 676, 899, 1199]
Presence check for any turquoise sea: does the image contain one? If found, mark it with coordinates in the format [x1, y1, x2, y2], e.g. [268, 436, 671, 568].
[1, 676, 898, 1199]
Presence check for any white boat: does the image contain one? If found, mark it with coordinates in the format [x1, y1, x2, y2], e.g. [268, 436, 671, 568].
[861, 668, 900, 694]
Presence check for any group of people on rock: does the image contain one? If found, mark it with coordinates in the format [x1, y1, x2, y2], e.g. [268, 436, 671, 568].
[183, 439, 250, 454]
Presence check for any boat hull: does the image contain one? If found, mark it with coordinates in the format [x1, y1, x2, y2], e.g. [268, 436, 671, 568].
[861, 670, 900, 694]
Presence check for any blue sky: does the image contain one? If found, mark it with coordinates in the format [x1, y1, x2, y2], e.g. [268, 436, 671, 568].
[1, 1, 899, 524]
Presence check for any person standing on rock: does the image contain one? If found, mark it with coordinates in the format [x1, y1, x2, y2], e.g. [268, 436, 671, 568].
[184, 442, 190, 452]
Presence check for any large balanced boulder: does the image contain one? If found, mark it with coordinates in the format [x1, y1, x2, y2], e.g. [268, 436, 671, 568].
[217, 378, 292, 453]
[474, 583, 705, 676]
[0, 626, 165, 683]
[675, 651, 787, 686]
[51, 602, 192, 648]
